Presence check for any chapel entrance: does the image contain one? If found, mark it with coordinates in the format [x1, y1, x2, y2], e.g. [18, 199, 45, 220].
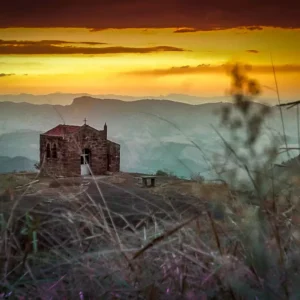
[80, 148, 91, 176]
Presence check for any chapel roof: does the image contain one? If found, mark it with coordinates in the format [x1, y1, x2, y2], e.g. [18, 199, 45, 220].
[43, 124, 81, 136]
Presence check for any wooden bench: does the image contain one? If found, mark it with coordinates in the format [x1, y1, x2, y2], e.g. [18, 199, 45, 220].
[140, 175, 156, 187]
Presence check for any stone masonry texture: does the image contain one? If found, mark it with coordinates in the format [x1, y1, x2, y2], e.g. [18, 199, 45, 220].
[40, 124, 120, 177]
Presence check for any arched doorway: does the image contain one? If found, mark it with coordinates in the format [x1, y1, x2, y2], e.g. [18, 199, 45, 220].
[81, 148, 91, 175]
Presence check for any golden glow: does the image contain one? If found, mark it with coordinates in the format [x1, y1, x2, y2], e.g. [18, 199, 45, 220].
[0, 27, 299, 102]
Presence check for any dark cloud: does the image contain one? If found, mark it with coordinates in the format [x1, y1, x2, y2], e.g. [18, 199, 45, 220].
[0, 40, 107, 46]
[127, 64, 300, 76]
[127, 64, 216, 76]
[0, 41, 186, 54]
[173, 28, 199, 33]
[0, 73, 14, 77]
[245, 26, 263, 31]
[173, 26, 264, 33]
[246, 50, 259, 54]
[0, 0, 299, 30]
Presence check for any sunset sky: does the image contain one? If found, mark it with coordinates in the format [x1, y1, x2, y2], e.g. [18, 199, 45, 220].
[0, 0, 300, 103]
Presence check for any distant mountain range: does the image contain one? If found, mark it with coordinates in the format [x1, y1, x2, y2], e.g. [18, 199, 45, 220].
[0, 156, 37, 174]
[0, 95, 299, 178]
[0, 95, 294, 135]
[0, 92, 276, 106]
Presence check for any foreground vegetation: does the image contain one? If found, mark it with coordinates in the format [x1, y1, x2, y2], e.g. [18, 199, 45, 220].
[1, 64, 300, 299]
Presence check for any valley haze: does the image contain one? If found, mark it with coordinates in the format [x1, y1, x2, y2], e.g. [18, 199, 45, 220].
[0, 94, 299, 181]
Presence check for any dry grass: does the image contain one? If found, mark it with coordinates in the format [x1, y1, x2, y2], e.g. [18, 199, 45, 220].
[150, 179, 233, 206]
[0, 173, 36, 194]
[0, 170, 299, 299]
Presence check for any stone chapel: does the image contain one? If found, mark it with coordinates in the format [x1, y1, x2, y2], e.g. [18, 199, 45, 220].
[39, 121, 120, 177]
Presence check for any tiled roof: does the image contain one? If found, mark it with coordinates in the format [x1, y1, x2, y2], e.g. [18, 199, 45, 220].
[43, 124, 81, 136]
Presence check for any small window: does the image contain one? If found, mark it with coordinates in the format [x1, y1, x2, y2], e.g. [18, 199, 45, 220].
[52, 143, 58, 159]
[46, 143, 51, 158]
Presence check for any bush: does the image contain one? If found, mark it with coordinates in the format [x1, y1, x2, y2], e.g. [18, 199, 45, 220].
[190, 172, 205, 182]
[156, 169, 169, 176]
[34, 162, 40, 170]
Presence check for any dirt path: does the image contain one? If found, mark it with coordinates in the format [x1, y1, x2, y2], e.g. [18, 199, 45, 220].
[1, 174, 204, 227]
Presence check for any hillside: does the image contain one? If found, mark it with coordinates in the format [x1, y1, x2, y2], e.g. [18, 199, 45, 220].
[0, 156, 37, 173]
[0, 130, 42, 160]
[1, 170, 299, 298]
[0, 93, 234, 105]
[0, 96, 271, 135]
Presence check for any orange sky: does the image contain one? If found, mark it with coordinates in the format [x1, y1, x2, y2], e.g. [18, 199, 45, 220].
[0, 26, 299, 102]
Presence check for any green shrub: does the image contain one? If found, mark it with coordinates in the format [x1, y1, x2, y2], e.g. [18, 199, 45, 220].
[190, 172, 205, 182]
[155, 169, 174, 177]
